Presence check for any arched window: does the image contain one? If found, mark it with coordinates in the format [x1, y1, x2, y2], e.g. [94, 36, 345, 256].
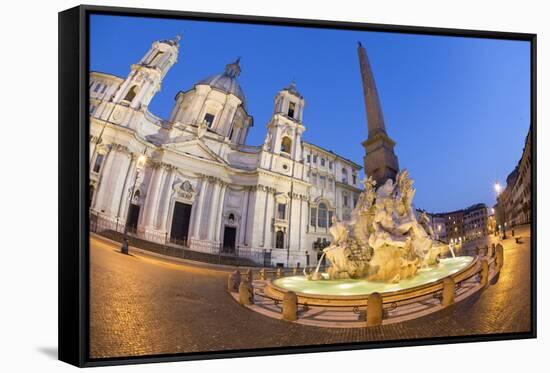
[310, 207, 317, 226]
[276, 230, 285, 249]
[318, 203, 328, 228]
[123, 86, 138, 102]
[281, 137, 292, 154]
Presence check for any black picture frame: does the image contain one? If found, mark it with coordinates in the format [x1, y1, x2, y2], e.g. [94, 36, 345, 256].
[58, 4, 537, 368]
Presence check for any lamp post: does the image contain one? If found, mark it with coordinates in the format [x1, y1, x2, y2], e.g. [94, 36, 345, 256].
[121, 154, 147, 254]
[494, 182, 507, 240]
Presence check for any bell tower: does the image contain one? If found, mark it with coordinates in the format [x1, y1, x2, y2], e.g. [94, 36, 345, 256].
[112, 35, 181, 110]
[263, 81, 305, 162]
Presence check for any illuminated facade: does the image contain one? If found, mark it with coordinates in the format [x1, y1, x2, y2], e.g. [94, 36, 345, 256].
[88, 36, 361, 267]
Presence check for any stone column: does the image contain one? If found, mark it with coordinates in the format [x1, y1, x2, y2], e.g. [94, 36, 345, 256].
[496, 244, 504, 271]
[191, 89, 209, 124]
[480, 260, 489, 288]
[115, 154, 137, 219]
[93, 146, 116, 213]
[95, 145, 132, 218]
[151, 164, 169, 228]
[141, 162, 165, 230]
[239, 187, 250, 245]
[192, 176, 208, 239]
[207, 179, 221, 241]
[131, 80, 152, 109]
[238, 279, 253, 305]
[282, 291, 298, 321]
[244, 187, 256, 246]
[252, 186, 267, 247]
[262, 187, 275, 247]
[214, 182, 228, 242]
[366, 292, 383, 327]
[157, 166, 176, 232]
[442, 278, 455, 307]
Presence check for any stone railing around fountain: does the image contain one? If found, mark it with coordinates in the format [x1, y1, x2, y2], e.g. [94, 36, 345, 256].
[227, 243, 505, 328]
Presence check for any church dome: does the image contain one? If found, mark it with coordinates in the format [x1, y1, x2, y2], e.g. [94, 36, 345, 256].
[197, 58, 246, 107]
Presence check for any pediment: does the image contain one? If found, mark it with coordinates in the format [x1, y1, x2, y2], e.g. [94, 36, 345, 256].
[163, 139, 227, 164]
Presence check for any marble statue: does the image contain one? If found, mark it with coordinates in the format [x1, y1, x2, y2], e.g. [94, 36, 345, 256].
[197, 119, 208, 139]
[319, 169, 445, 283]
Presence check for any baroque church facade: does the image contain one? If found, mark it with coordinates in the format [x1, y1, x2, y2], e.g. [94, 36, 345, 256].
[89, 36, 362, 267]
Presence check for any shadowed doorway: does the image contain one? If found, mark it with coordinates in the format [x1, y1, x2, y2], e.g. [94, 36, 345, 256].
[170, 202, 192, 246]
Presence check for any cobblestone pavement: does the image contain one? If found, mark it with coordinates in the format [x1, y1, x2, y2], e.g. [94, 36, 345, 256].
[90, 226, 532, 358]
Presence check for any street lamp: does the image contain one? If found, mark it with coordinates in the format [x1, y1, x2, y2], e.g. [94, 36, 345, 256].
[120, 154, 147, 255]
[494, 182, 507, 239]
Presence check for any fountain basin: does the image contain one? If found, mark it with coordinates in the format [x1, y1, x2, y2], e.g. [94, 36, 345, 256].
[266, 256, 477, 307]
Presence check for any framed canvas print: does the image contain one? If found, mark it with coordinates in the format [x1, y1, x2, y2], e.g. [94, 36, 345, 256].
[58, 5, 537, 367]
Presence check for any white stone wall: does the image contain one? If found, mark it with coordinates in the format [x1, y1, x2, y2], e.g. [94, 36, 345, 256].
[89, 37, 362, 267]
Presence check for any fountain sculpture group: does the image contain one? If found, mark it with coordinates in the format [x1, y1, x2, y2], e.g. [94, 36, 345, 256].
[314, 170, 449, 283]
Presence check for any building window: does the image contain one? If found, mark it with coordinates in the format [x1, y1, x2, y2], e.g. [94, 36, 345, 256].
[328, 210, 333, 226]
[352, 174, 357, 184]
[343, 193, 349, 207]
[203, 113, 215, 128]
[329, 161, 333, 170]
[313, 155, 317, 164]
[277, 203, 286, 220]
[318, 203, 328, 228]
[288, 102, 296, 118]
[93, 153, 104, 173]
[281, 137, 292, 153]
[320, 175, 326, 188]
[342, 168, 348, 183]
[93, 83, 101, 93]
[89, 185, 95, 205]
[149, 50, 164, 65]
[276, 230, 285, 249]
[100, 84, 107, 94]
[306, 154, 311, 163]
[310, 207, 317, 226]
[311, 173, 317, 185]
[321, 158, 326, 166]
[123, 86, 138, 102]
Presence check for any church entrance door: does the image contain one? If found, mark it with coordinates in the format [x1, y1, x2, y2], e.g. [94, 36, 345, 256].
[222, 226, 237, 254]
[127, 204, 140, 233]
[170, 202, 192, 246]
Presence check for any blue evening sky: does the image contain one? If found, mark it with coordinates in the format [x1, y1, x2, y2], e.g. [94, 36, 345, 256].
[90, 14, 531, 213]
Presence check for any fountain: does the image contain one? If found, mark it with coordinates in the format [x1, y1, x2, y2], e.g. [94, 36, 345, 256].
[268, 170, 476, 301]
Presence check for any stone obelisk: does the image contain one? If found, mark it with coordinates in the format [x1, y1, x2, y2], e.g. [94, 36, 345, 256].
[358, 41, 399, 187]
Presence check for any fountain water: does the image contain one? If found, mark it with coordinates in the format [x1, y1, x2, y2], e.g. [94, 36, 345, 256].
[272, 170, 474, 299]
